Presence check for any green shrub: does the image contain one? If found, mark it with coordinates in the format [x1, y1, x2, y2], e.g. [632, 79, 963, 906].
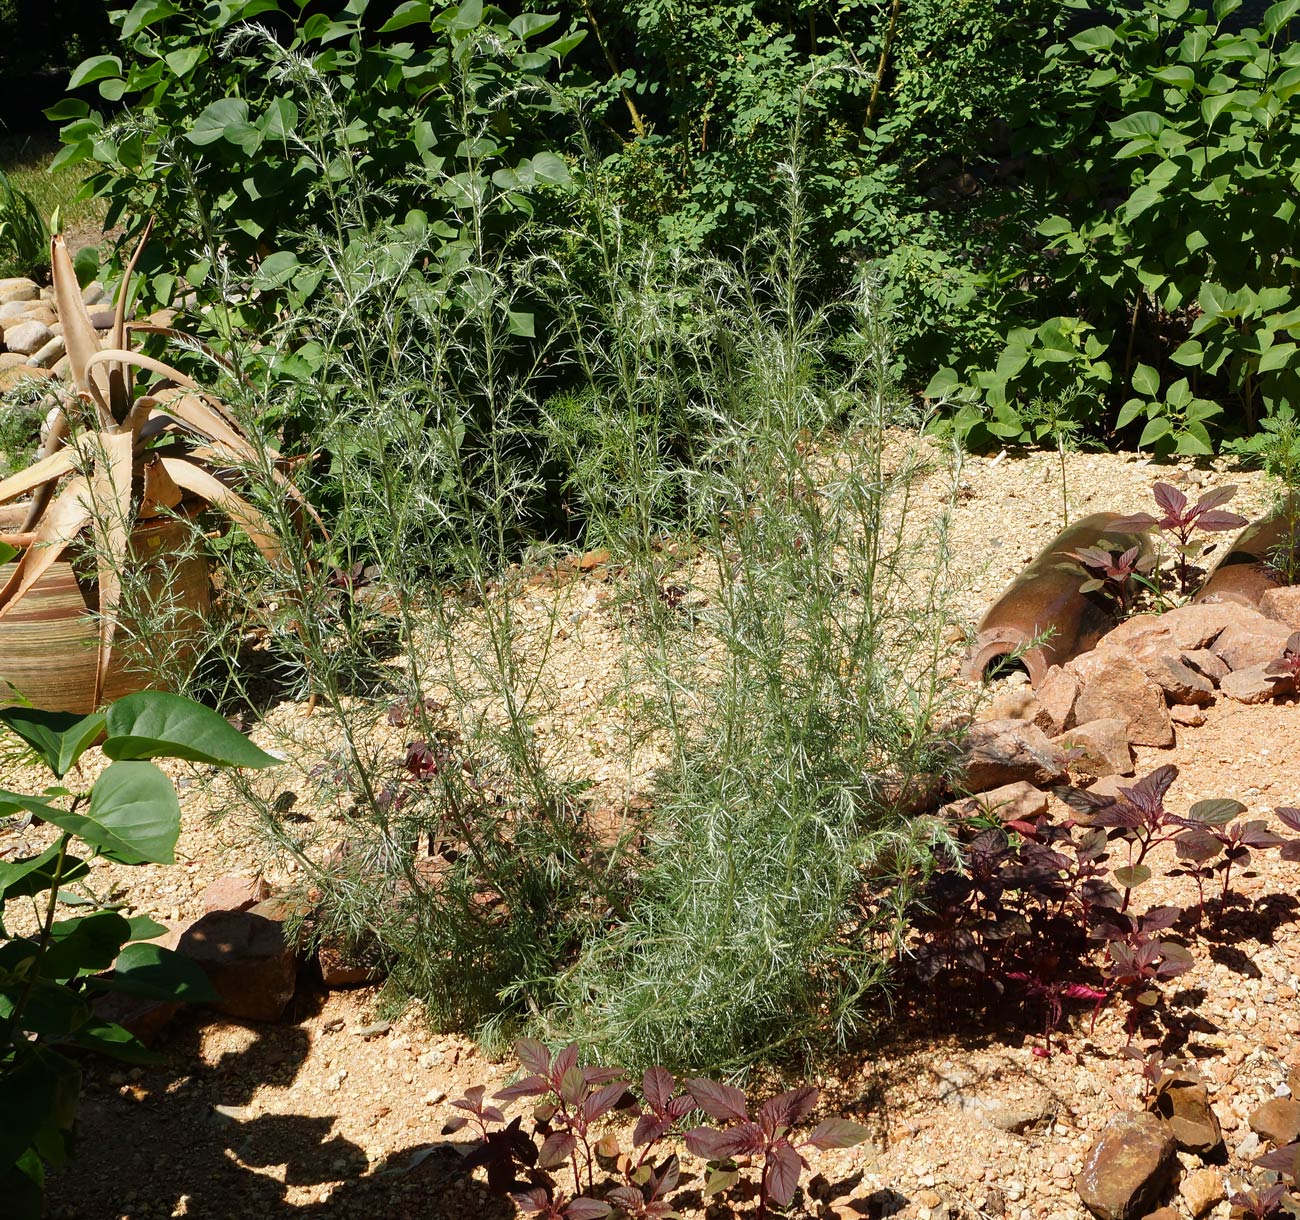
[935, 0, 1300, 453]
[0, 691, 280, 1218]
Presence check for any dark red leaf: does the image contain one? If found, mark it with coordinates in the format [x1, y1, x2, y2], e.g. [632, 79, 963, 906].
[1195, 509, 1248, 531]
[686, 1078, 749, 1123]
[1281, 841, 1300, 862]
[642, 1066, 675, 1114]
[552, 1043, 580, 1083]
[482, 1105, 505, 1124]
[1239, 821, 1286, 849]
[684, 1126, 730, 1159]
[1109, 512, 1159, 531]
[1062, 983, 1108, 1003]
[441, 1115, 469, 1135]
[1152, 481, 1187, 518]
[564, 1199, 612, 1220]
[607, 1186, 644, 1210]
[516, 1038, 552, 1076]
[538, 1131, 577, 1170]
[715, 1121, 768, 1159]
[1175, 828, 1224, 862]
[583, 1066, 625, 1087]
[667, 1095, 694, 1120]
[757, 1086, 818, 1136]
[1275, 807, 1300, 833]
[804, 1118, 870, 1150]
[512, 1187, 551, 1215]
[494, 1075, 551, 1102]
[654, 1154, 681, 1196]
[1194, 484, 1238, 512]
[762, 1142, 805, 1208]
[560, 1065, 588, 1107]
[584, 1081, 629, 1124]
[633, 1115, 670, 1148]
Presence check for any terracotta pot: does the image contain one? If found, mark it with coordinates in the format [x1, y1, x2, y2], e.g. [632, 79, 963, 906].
[0, 512, 210, 713]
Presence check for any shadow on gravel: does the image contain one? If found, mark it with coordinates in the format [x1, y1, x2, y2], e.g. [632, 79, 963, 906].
[44, 991, 509, 1220]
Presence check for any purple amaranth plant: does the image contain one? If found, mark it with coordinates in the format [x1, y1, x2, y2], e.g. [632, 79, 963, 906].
[683, 1078, 869, 1217]
[605, 1155, 681, 1220]
[1084, 765, 1186, 911]
[1005, 968, 1107, 1058]
[512, 1187, 611, 1220]
[1266, 632, 1300, 687]
[1172, 800, 1280, 908]
[1227, 1183, 1293, 1220]
[1066, 543, 1155, 613]
[1113, 481, 1247, 595]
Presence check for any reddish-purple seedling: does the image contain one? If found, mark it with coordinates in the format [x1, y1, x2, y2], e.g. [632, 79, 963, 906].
[1113, 481, 1247, 594]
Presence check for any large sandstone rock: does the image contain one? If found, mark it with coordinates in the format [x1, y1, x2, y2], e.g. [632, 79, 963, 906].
[174, 904, 298, 1021]
[1076, 1111, 1176, 1220]
[1181, 649, 1229, 685]
[1142, 654, 1214, 706]
[1071, 650, 1174, 747]
[1055, 718, 1133, 779]
[1259, 585, 1300, 632]
[3, 319, 53, 357]
[0, 277, 38, 304]
[1211, 616, 1293, 672]
[1151, 1071, 1222, 1155]
[1178, 1167, 1224, 1219]
[1103, 603, 1238, 653]
[960, 719, 1069, 792]
[1220, 664, 1290, 705]
[942, 781, 1049, 824]
[1248, 1097, 1300, 1147]
[0, 299, 33, 324]
[201, 873, 273, 915]
[1033, 667, 1080, 736]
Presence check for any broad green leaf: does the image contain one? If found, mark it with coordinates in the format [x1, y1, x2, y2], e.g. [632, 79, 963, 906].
[1152, 65, 1196, 88]
[68, 56, 122, 90]
[1177, 422, 1214, 455]
[1259, 341, 1297, 373]
[507, 310, 536, 337]
[163, 45, 202, 78]
[1139, 416, 1174, 446]
[1188, 798, 1247, 825]
[509, 12, 560, 39]
[1113, 864, 1152, 888]
[126, 915, 169, 941]
[0, 1147, 46, 1220]
[188, 98, 251, 147]
[381, 0, 430, 30]
[42, 912, 133, 979]
[121, 0, 180, 38]
[1264, 0, 1300, 36]
[1116, 397, 1148, 429]
[924, 367, 959, 398]
[450, 0, 484, 31]
[69, 1018, 158, 1064]
[530, 151, 571, 186]
[260, 97, 298, 140]
[103, 692, 281, 768]
[0, 1047, 80, 1169]
[99, 942, 218, 1002]
[0, 979, 90, 1036]
[1109, 111, 1164, 139]
[1071, 26, 1116, 51]
[252, 250, 301, 291]
[0, 707, 106, 777]
[83, 761, 181, 864]
[0, 841, 88, 901]
[1131, 363, 1160, 397]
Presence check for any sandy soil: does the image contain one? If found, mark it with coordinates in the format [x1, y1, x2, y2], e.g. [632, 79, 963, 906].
[15, 443, 1298, 1220]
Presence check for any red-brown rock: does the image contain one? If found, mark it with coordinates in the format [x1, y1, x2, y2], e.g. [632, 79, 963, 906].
[174, 906, 298, 1021]
[1210, 616, 1292, 672]
[1259, 585, 1300, 632]
[1071, 650, 1175, 747]
[1103, 603, 1238, 653]
[1248, 1097, 1300, 1147]
[1141, 655, 1214, 707]
[960, 720, 1069, 793]
[1076, 1111, 1176, 1220]
[201, 874, 272, 915]
[1055, 718, 1133, 779]
[1219, 664, 1290, 705]
[1169, 705, 1207, 727]
[942, 781, 1049, 824]
[1150, 1071, 1222, 1155]
[1033, 667, 1080, 736]
[1181, 649, 1229, 685]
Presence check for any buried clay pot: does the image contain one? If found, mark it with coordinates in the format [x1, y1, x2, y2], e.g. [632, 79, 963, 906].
[965, 513, 1155, 687]
[1196, 501, 1300, 608]
[0, 507, 209, 714]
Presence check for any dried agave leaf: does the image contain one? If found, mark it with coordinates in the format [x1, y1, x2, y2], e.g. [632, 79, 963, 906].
[0, 446, 78, 506]
[160, 457, 284, 567]
[20, 405, 73, 532]
[139, 456, 183, 515]
[106, 219, 154, 422]
[0, 475, 93, 619]
[50, 234, 111, 420]
[89, 431, 136, 706]
[136, 384, 258, 461]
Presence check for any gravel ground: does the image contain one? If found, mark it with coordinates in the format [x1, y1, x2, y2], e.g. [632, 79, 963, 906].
[15, 440, 1295, 1219]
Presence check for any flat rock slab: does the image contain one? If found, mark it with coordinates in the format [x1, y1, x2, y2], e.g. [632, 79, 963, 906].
[960, 719, 1068, 792]
[1249, 1097, 1300, 1147]
[1077, 1110, 1176, 1220]
[3, 319, 53, 356]
[942, 780, 1049, 823]
[1220, 663, 1290, 705]
[1211, 617, 1293, 672]
[1055, 717, 1133, 779]
[1070, 649, 1174, 747]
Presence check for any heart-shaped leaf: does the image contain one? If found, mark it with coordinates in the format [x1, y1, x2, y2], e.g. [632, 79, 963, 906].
[0, 708, 106, 778]
[103, 692, 280, 769]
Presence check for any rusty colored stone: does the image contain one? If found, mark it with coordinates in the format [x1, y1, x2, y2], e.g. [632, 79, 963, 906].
[1196, 502, 1300, 607]
[1076, 1111, 1176, 1220]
